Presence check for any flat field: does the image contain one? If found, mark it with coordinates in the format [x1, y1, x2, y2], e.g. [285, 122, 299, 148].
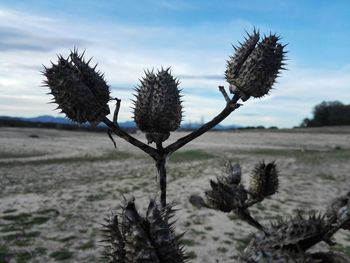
[0, 127, 350, 262]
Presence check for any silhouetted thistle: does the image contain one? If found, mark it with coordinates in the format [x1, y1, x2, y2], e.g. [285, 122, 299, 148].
[101, 199, 186, 263]
[43, 50, 110, 123]
[325, 191, 350, 230]
[244, 214, 332, 256]
[226, 31, 286, 101]
[133, 68, 182, 144]
[43, 29, 350, 263]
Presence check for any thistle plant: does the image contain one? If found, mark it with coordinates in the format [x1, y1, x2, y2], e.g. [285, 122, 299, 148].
[43, 30, 350, 262]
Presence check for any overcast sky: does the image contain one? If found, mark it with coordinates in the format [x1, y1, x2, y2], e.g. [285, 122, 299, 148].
[0, 0, 349, 127]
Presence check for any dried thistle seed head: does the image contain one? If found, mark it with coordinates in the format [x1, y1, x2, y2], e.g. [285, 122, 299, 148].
[146, 200, 187, 263]
[225, 30, 286, 101]
[101, 214, 126, 263]
[325, 191, 350, 230]
[101, 198, 186, 263]
[242, 248, 305, 263]
[43, 50, 110, 123]
[222, 161, 242, 185]
[245, 214, 329, 254]
[249, 161, 279, 199]
[204, 175, 247, 212]
[133, 68, 182, 144]
[308, 251, 350, 263]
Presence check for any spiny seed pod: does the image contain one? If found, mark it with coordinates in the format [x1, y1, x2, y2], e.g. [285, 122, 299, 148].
[133, 68, 182, 144]
[325, 191, 350, 230]
[225, 30, 286, 101]
[249, 161, 279, 199]
[101, 215, 126, 263]
[121, 201, 160, 263]
[204, 174, 247, 213]
[308, 252, 350, 263]
[222, 161, 242, 185]
[242, 248, 306, 263]
[245, 214, 330, 255]
[146, 200, 187, 263]
[101, 198, 186, 263]
[43, 50, 110, 123]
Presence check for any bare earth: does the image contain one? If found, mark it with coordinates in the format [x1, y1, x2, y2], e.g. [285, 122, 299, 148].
[0, 127, 350, 262]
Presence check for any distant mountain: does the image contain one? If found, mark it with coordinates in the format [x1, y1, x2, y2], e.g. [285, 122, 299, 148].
[0, 115, 240, 130]
[24, 115, 73, 124]
[181, 122, 240, 130]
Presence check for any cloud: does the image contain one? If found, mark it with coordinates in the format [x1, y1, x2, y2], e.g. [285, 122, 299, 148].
[0, 5, 349, 128]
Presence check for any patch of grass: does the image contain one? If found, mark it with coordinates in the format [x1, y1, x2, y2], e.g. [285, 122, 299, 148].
[0, 224, 21, 233]
[1, 213, 31, 221]
[235, 236, 251, 252]
[59, 235, 76, 242]
[16, 251, 33, 263]
[1, 151, 132, 166]
[204, 226, 213, 231]
[241, 148, 350, 163]
[181, 239, 195, 246]
[3, 209, 17, 214]
[331, 244, 350, 256]
[217, 247, 228, 253]
[35, 247, 47, 256]
[86, 194, 106, 202]
[169, 150, 214, 162]
[0, 151, 46, 159]
[29, 216, 50, 225]
[186, 251, 197, 259]
[50, 249, 73, 261]
[77, 239, 95, 250]
[36, 208, 60, 215]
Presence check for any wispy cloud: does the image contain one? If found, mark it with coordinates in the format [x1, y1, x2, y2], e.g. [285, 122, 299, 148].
[0, 5, 349, 128]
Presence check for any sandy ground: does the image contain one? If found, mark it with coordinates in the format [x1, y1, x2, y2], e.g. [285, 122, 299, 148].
[0, 127, 350, 262]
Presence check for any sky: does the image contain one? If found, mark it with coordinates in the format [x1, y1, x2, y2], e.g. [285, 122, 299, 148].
[0, 0, 349, 128]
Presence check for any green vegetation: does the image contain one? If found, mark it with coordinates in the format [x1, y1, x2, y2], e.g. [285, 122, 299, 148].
[49, 249, 73, 261]
[240, 147, 350, 163]
[0, 151, 132, 166]
[169, 150, 214, 162]
[301, 101, 350, 127]
[0, 151, 46, 159]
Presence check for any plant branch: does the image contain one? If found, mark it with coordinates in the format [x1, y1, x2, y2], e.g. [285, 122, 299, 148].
[103, 117, 159, 159]
[165, 93, 241, 155]
[155, 142, 167, 209]
[219, 86, 231, 103]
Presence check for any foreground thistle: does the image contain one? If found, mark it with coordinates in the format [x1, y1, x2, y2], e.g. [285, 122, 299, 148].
[225, 30, 286, 101]
[133, 68, 182, 144]
[43, 29, 350, 262]
[43, 50, 110, 123]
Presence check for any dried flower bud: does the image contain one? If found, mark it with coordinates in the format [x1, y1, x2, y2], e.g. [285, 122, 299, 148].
[204, 174, 247, 213]
[245, 214, 330, 255]
[101, 199, 186, 263]
[222, 161, 242, 185]
[43, 50, 110, 123]
[249, 161, 279, 199]
[133, 68, 182, 144]
[325, 191, 350, 230]
[308, 252, 350, 263]
[225, 30, 286, 101]
[242, 248, 305, 263]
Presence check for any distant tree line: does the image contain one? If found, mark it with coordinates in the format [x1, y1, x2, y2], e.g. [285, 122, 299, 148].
[301, 101, 350, 127]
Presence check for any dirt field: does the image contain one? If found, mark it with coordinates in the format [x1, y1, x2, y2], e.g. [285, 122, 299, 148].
[0, 127, 350, 262]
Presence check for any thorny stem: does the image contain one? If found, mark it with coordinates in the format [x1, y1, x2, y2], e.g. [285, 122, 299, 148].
[103, 117, 159, 160]
[156, 142, 167, 209]
[105, 89, 241, 209]
[219, 86, 231, 103]
[164, 94, 241, 155]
